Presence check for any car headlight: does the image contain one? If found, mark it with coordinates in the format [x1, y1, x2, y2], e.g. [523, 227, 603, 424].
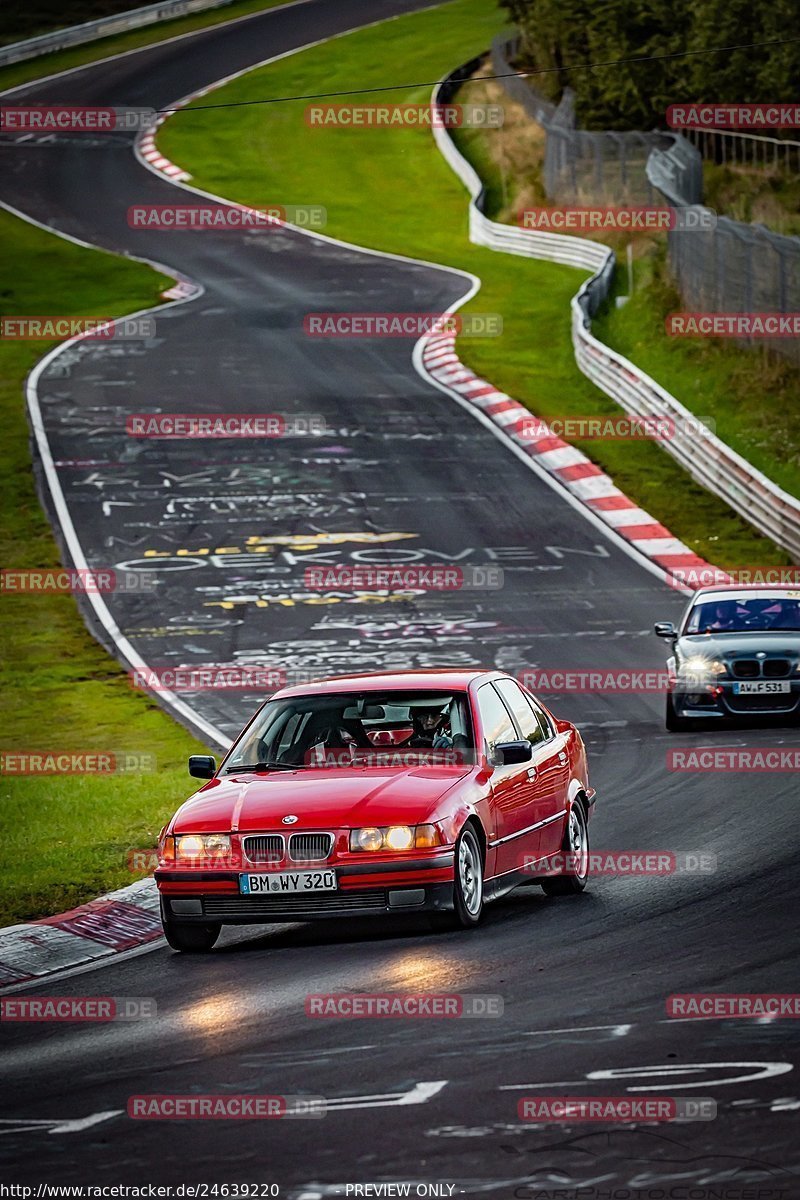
[349, 824, 442, 852]
[352, 827, 384, 852]
[681, 656, 726, 677]
[175, 833, 231, 860]
[385, 826, 414, 851]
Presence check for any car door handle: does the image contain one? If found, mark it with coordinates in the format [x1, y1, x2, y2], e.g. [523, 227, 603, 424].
[527, 766, 538, 779]
[558, 751, 567, 763]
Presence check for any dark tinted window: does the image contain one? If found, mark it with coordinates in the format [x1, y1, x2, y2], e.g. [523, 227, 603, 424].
[526, 695, 553, 740]
[225, 690, 474, 769]
[686, 595, 800, 633]
[494, 679, 545, 746]
[476, 683, 516, 750]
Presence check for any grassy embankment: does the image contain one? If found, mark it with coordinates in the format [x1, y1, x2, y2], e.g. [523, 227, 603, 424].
[0, 211, 212, 926]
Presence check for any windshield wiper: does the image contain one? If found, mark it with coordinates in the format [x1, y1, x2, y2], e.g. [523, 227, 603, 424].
[224, 761, 295, 773]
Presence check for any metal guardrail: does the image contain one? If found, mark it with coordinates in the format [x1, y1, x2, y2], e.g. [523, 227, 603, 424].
[432, 65, 800, 562]
[0, 0, 233, 67]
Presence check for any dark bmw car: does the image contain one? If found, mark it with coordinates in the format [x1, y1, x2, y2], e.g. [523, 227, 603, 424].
[655, 586, 800, 730]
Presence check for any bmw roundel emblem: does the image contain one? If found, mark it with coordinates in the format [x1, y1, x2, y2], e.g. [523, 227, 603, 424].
[282, 814, 299, 825]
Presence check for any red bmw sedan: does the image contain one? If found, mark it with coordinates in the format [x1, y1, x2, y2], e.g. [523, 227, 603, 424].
[155, 670, 595, 951]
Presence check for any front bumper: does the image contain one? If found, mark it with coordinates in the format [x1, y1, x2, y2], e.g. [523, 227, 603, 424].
[672, 678, 800, 719]
[161, 882, 455, 923]
[156, 852, 456, 924]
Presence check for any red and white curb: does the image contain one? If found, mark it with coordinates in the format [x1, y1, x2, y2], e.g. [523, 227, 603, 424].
[138, 126, 190, 181]
[160, 276, 201, 300]
[136, 74, 238, 183]
[420, 332, 715, 582]
[0, 879, 161, 990]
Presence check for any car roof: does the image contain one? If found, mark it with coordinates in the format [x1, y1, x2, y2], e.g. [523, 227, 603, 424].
[691, 585, 799, 597]
[273, 669, 497, 699]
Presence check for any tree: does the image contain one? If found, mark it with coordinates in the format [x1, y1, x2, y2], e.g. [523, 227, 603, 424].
[500, 0, 800, 130]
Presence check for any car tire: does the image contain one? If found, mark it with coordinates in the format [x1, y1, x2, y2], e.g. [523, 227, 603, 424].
[541, 803, 589, 896]
[161, 903, 221, 953]
[429, 824, 484, 931]
[665, 692, 692, 732]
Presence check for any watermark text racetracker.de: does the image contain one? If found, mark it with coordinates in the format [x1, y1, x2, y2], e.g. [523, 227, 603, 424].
[667, 313, 800, 338]
[518, 414, 715, 441]
[517, 668, 673, 693]
[303, 312, 502, 337]
[305, 993, 503, 1018]
[126, 414, 327, 438]
[1, 316, 155, 341]
[304, 565, 503, 591]
[519, 206, 716, 232]
[128, 1095, 325, 1119]
[305, 103, 503, 128]
[0, 996, 156, 1022]
[667, 565, 800, 589]
[517, 1095, 716, 1122]
[1, 751, 156, 775]
[1, 105, 155, 131]
[666, 102, 800, 129]
[522, 851, 717, 877]
[127, 204, 326, 230]
[131, 667, 287, 692]
[667, 993, 800, 1018]
[667, 748, 800, 772]
[0, 568, 156, 594]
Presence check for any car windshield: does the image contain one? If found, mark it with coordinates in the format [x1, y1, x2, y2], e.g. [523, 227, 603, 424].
[224, 690, 475, 770]
[685, 593, 800, 634]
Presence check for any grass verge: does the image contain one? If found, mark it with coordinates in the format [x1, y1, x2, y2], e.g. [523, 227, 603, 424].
[0, 208, 212, 927]
[160, 0, 792, 568]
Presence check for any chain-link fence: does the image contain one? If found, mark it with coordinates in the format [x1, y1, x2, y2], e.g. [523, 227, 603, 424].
[491, 33, 800, 366]
[648, 141, 800, 366]
[491, 35, 691, 206]
[664, 216, 800, 362]
[684, 127, 800, 174]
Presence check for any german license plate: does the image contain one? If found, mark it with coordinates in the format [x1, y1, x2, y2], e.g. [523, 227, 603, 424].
[733, 681, 791, 694]
[239, 870, 337, 895]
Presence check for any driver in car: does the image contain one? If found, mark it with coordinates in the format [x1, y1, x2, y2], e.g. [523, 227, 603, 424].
[705, 601, 738, 631]
[405, 706, 454, 749]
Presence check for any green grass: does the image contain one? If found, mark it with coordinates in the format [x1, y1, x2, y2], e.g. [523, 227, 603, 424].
[593, 252, 800, 502]
[160, 0, 791, 569]
[702, 161, 800, 238]
[0, 209, 213, 927]
[0, 0, 291, 93]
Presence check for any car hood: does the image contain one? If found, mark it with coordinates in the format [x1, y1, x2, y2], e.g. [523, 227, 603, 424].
[172, 765, 472, 834]
[678, 632, 800, 658]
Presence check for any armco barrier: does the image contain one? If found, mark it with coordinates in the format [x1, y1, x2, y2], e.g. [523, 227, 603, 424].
[433, 63, 800, 562]
[0, 0, 233, 67]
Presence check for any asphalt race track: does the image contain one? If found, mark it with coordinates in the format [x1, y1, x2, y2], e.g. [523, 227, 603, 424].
[1, 0, 799, 1192]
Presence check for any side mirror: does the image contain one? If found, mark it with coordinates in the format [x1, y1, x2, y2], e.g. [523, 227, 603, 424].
[654, 621, 677, 639]
[495, 740, 533, 766]
[189, 755, 216, 779]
